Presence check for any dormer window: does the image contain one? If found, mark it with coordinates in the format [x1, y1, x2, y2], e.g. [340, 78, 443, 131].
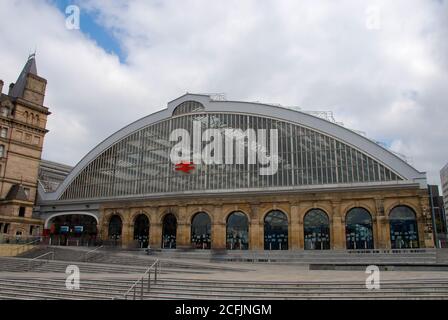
[172, 101, 205, 116]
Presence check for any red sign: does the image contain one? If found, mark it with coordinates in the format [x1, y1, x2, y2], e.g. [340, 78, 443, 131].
[175, 162, 195, 173]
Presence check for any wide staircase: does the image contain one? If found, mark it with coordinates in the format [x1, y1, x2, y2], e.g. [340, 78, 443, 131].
[1, 276, 448, 300]
[1, 246, 448, 300]
[148, 248, 443, 265]
[15, 245, 448, 266]
[14, 246, 250, 274]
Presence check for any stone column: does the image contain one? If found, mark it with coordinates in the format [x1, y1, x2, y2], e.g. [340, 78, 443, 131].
[376, 216, 390, 249]
[331, 201, 345, 249]
[249, 203, 263, 250]
[151, 222, 162, 248]
[211, 205, 226, 249]
[374, 198, 388, 249]
[121, 222, 133, 248]
[177, 206, 191, 249]
[290, 203, 301, 250]
[419, 196, 433, 248]
[99, 210, 108, 242]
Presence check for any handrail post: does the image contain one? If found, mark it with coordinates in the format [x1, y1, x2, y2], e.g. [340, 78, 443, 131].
[155, 262, 158, 283]
[148, 272, 151, 291]
[140, 278, 144, 300]
[133, 286, 136, 300]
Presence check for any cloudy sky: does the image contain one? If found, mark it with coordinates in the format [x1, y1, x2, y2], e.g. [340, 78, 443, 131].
[0, 0, 447, 187]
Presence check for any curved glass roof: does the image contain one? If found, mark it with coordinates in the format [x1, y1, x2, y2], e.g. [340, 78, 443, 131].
[40, 94, 426, 202]
[60, 112, 403, 200]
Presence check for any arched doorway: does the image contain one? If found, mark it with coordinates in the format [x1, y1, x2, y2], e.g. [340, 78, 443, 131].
[345, 208, 374, 249]
[133, 214, 150, 248]
[226, 211, 249, 250]
[162, 214, 177, 249]
[264, 210, 288, 250]
[304, 209, 330, 250]
[191, 212, 211, 249]
[389, 206, 419, 249]
[108, 215, 122, 245]
[47, 214, 98, 246]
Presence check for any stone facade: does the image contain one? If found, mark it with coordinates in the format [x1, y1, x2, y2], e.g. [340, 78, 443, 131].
[97, 185, 434, 249]
[0, 56, 49, 238]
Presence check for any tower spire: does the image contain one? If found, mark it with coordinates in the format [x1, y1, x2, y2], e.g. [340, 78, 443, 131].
[9, 54, 39, 98]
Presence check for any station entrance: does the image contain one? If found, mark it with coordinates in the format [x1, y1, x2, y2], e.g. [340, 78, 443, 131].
[45, 214, 98, 246]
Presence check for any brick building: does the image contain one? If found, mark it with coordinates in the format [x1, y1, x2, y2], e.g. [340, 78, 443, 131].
[0, 55, 50, 239]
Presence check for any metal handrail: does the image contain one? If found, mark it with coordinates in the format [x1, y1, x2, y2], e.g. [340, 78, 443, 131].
[28, 251, 54, 271]
[84, 245, 103, 262]
[120, 259, 160, 300]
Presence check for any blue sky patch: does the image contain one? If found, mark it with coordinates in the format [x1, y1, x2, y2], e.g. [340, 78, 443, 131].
[50, 0, 126, 63]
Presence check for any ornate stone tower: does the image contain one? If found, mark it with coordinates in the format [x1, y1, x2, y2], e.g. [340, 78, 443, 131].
[0, 54, 50, 238]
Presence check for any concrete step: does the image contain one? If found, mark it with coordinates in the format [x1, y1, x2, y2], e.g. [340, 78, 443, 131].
[2, 276, 448, 300]
[0, 287, 108, 300]
[2, 282, 448, 300]
[5, 277, 448, 292]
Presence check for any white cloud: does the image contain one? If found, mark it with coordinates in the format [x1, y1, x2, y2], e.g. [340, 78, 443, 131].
[0, 0, 447, 187]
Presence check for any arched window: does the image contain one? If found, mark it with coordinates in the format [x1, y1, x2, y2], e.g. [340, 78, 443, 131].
[389, 206, 419, 249]
[172, 101, 205, 116]
[24, 111, 28, 122]
[264, 210, 288, 250]
[304, 209, 330, 250]
[133, 214, 150, 248]
[162, 214, 177, 249]
[191, 212, 211, 249]
[226, 211, 249, 250]
[345, 208, 374, 249]
[35, 115, 40, 126]
[108, 215, 122, 242]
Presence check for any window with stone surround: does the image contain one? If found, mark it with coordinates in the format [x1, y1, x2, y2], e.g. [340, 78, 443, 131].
[0, 127, 7, 138]
[0, 145, 5, 158]
[1, 106, 9, 117]
[24, 188, 30, 199]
